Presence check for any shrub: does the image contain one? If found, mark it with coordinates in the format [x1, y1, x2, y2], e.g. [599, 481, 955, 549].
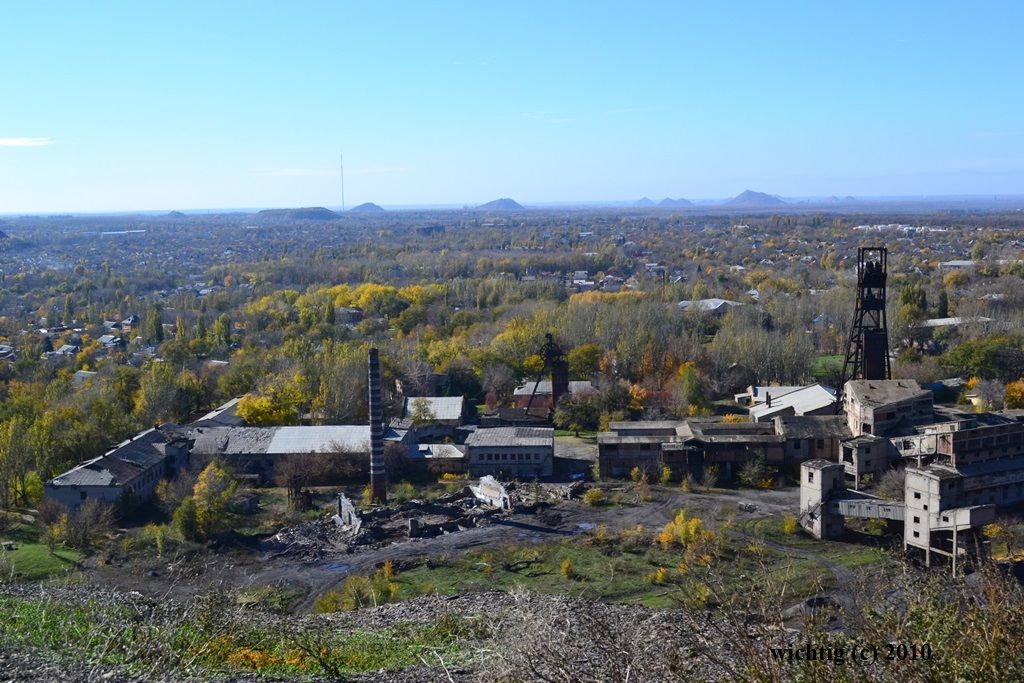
[782, 516, 798, 535]
[634, 475, 653, 502]
[583, 488, 605, 507]
[701, 465, 719, 490]
[173, 496, 199, 541]
[314, 568, 399, 612]
[62, 499, 115, 549]
[645, 567, 668, 584]
[659, 466, 673, 485]
[36, 497, 66, 526]
[560, 559, 576, 579]
[391, 481, 416, 502]
[145, 522, 167, 555]
[629, 466, 642, 483]
[983, 523, 1003, 538]
[738, 457, 772, 488]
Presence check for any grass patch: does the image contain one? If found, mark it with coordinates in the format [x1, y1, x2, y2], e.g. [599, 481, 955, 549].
[554, 429, 597, 439]
[383, 527, 834, 610]
[0, 524, 83, 580]
[810, 354, 844, 380]
[233, 583, 309, 613]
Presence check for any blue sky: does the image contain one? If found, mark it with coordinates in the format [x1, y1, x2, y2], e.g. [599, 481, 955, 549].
[2, 1, 1022, 212]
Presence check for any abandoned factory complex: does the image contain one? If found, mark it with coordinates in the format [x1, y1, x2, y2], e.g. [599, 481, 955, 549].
[44, 247, 1024, 572]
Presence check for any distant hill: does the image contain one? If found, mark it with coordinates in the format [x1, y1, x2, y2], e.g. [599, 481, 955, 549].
[166, 210, 186, 219]
[349, 202, 385, 213]
[723, 190, 787, 207]
[256, 207, 340, 221]
[658, 197, 694, 208]
[634, 197, 655, 207]
[476, 198, 523, 211]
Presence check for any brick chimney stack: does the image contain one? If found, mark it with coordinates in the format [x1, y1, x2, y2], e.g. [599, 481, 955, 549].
[368, 347, 387, 504]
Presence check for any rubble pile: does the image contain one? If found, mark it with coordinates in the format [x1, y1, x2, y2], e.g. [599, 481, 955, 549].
[265, 478, 539, 561]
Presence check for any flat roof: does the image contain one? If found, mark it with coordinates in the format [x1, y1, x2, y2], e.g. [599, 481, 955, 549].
[750, 384, 836, 420]
[845, 379, 931, 408]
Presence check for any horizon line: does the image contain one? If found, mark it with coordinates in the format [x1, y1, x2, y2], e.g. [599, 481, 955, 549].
[4, 192, 1024, 217]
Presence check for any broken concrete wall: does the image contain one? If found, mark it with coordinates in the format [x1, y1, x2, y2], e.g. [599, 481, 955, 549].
[470, 475, 512, 509]
[334, 492, 363, 533]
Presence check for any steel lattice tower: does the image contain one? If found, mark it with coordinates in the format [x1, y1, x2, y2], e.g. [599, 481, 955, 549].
[839, 247, 891, 399]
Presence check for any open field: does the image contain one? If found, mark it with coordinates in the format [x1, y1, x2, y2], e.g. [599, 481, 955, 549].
[0, 523, 83, 581]
[63, 481, 906, 618]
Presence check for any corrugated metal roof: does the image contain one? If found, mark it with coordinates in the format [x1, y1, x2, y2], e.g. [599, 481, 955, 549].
[190, 425, 407, 456]
[410, 443, 466, 460]
[268, 426, 371, 454]
[403, 396, 464, 422]
[191, 427, 275, 455]
[513, 381, 596, 396]
[190, 397, 245, 428]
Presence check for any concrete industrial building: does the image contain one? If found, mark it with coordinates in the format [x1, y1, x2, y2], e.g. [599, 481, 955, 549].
[799, 393, 1024, 571]
[189, 424, 411, 482]
[465, 426, 554, 479]
[45, 426, 190, 511]
[597, 417, 836, 481]
[843, 379, 933, 437]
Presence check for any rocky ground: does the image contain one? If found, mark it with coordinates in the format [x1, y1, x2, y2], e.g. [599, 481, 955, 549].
[0, 583, 741, 682]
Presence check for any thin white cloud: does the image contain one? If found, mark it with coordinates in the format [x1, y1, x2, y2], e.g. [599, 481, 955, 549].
[0, 137, 54, 147]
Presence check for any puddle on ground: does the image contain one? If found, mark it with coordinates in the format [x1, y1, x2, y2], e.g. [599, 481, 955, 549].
[576, 522, 597, 531]
[321, 562, 351, 573]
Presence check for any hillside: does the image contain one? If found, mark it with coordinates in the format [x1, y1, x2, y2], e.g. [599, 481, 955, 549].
[349, 202, 385, 213]
[723, 190, 787, 207]
[256, 207, 340, 221]
[476, 198, 523, 211]
[633, 197, 655, 207]
[658, 197, 694, 208]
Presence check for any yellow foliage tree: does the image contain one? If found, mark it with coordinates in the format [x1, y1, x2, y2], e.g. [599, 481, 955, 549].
[192, 461, 236, 539]
[628, 384, 648, 412]
[1005, 380, 1024, 409]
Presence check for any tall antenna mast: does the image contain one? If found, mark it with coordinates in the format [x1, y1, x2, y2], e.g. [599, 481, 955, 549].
[339, 152, 346, 212]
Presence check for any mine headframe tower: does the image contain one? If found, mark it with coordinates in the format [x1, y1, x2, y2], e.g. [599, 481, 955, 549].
[838, 247, 891, 406]
[523, 333, 570, 420]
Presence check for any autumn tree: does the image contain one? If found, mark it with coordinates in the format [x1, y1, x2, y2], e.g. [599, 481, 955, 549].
[408, 397, 437, 425]
[1006, 380, 1024, 410]
[192, 461, 236, 539]
[567, 343, 603, 379]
